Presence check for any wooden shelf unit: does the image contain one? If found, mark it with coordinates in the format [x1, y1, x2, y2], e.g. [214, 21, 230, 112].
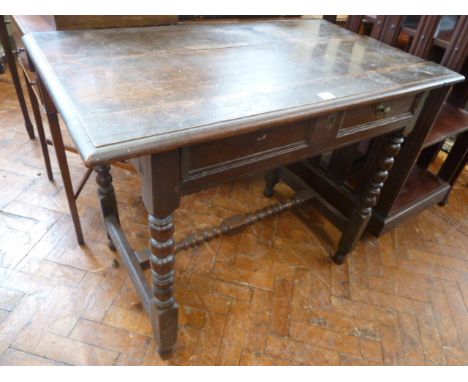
[423, 103, 468, 148]
[315, 15, 468, 237]
[390, 166, 449, 214]
[367, 165, 450, 236]
[369, 15, 467, 235]
[367, 165, 450, 235]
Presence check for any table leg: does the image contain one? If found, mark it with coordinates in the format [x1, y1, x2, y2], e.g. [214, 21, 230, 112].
[95, 164, 120, 250]
[332, 132, 405, 264]
[141, 152, 180, 358]
[148, 213, 178, 358]
[264, 169, 280, 197]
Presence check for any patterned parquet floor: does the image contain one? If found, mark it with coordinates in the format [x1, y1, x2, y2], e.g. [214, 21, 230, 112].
[1, 70, 468, 366]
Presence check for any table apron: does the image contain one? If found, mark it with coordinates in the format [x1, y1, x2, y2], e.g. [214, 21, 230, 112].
[178, 113, 414, 195]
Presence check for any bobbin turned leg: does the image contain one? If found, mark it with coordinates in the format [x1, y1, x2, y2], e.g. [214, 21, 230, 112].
[141, 151, 180, 358]
[264, 169, 280, 197]
[148, 214, 178, 358]
[95, 164, 120, 251]
[332, 132, 405, 264]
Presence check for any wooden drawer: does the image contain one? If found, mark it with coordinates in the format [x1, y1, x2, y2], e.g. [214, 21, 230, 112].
[181, 114, 342, 182]
[338, 95, 417, 136]
[180, 94, 419, 188]
[186, 120, 309, 171]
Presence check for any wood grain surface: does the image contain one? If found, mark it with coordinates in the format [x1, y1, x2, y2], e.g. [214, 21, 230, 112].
[22, 20, 463, 165]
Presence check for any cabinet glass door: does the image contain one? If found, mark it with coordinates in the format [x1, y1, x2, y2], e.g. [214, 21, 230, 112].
[434, 16, 460, 47]
[395, 15, 422, 51]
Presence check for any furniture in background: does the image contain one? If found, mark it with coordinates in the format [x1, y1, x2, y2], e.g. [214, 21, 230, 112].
[52, 15, 178, 29]
[296, 16, 468, 236]
[10, 15, 84, 244]
[22, 19, 462, 357]
[408, 16, 468, 207]
[0, 40, 5, 73]
[344, 15, 426, 51]
[0, 16, 35, 139]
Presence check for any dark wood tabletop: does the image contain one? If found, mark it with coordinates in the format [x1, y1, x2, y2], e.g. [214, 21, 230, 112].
[22, 19, 463, 166]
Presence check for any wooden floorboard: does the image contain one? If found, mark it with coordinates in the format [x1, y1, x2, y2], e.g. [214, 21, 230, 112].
[1, 71, 468, 365]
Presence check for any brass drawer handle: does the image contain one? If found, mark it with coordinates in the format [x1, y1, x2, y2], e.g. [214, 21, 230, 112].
[376, 103, 392, 118]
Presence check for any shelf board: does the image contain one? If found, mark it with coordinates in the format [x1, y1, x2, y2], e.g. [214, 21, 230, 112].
[433, 37, 449, 49]
[389, 165, 449, 216]
[400, 26, 417, 37]
[423, 103, 468, 148]
[363, 15, 378, 24]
